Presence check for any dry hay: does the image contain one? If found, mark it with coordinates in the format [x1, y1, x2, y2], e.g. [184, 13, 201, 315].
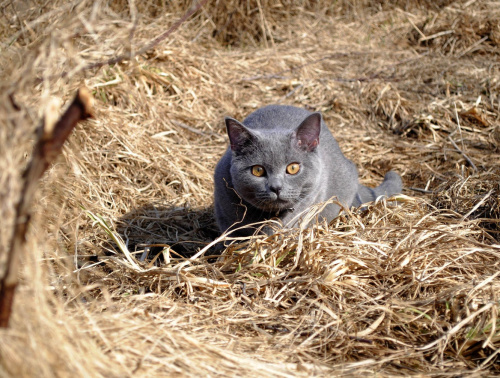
[0, 0, 499, 376]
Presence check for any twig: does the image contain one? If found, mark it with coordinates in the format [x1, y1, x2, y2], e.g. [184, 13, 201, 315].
[448, 136, 478, 172]
[408, 187, 434, 194]
[171, 120, 216, 138]
[61, 0, 209, 79]
[457, 36, 489, 58]
[460, 189, 494, 221]
[405, 14, 426, 40]
[418, 30, 454, 43]
[0, 88, 93, 328]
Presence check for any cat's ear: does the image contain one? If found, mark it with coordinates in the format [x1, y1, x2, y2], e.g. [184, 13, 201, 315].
[293, 112, 321, 152]
[225, 117, 255, 153]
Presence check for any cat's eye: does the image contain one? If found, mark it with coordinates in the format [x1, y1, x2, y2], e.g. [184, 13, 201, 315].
[251, 165, 265, 177]
[286, 163, 300, 175]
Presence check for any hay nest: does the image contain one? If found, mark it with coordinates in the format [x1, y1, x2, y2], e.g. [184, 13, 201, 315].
[1, 0, 499, 376]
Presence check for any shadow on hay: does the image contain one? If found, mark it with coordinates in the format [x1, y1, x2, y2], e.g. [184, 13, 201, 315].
[110, 203, 220, 262]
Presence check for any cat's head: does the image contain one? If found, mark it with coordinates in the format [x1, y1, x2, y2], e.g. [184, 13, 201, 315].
[225, 112, 322, 212]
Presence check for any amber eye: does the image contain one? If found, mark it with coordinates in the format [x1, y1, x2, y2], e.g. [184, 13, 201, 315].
[286, 163, 300, 175]
[251, 165, 265, 177]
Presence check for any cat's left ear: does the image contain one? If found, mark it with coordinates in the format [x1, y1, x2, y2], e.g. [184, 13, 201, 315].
[292, 112, 321, 152]
[225, 117, 255, 153]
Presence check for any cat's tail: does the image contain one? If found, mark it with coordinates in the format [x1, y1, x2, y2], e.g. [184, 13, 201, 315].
[352, 171, 402, 207]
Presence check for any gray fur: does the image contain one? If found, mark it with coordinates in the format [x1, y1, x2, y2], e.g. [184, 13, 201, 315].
[214, 105, 402, 236]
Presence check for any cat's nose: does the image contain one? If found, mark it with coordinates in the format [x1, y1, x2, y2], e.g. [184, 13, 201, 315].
[269, 185, 282, 196]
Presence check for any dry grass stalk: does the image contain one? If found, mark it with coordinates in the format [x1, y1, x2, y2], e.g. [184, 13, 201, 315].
[0, 0, 499, 376]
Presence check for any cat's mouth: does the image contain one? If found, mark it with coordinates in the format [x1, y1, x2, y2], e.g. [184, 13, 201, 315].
[253, 197, 295, 212]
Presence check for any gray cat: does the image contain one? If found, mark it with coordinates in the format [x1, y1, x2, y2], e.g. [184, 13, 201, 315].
[214, 105, 402, 236]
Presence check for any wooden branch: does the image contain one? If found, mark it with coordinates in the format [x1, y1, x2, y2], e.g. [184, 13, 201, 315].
[0, 87, 93, 328]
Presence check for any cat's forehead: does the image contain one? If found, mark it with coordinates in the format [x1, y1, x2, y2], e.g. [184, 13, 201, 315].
[250, 130, 301, 163]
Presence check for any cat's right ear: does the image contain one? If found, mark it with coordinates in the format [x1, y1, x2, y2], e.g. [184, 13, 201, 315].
[293, 112, 321, 152]
[225, 117, 255, 153]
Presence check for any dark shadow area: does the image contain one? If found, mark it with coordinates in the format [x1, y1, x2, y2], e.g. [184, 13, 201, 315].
[106, 203, 222, 264]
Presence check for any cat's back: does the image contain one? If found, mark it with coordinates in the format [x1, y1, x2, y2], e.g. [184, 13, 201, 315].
[242, 105, 314, 131]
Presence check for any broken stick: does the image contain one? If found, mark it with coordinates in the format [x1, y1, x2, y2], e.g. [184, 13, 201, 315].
[0, 87, 93, 328]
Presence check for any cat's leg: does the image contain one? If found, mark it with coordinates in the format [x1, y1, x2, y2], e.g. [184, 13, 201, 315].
[353, 171, 402, 207]
[214, 201, 236, 235]
[215, 195, 265, 237]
